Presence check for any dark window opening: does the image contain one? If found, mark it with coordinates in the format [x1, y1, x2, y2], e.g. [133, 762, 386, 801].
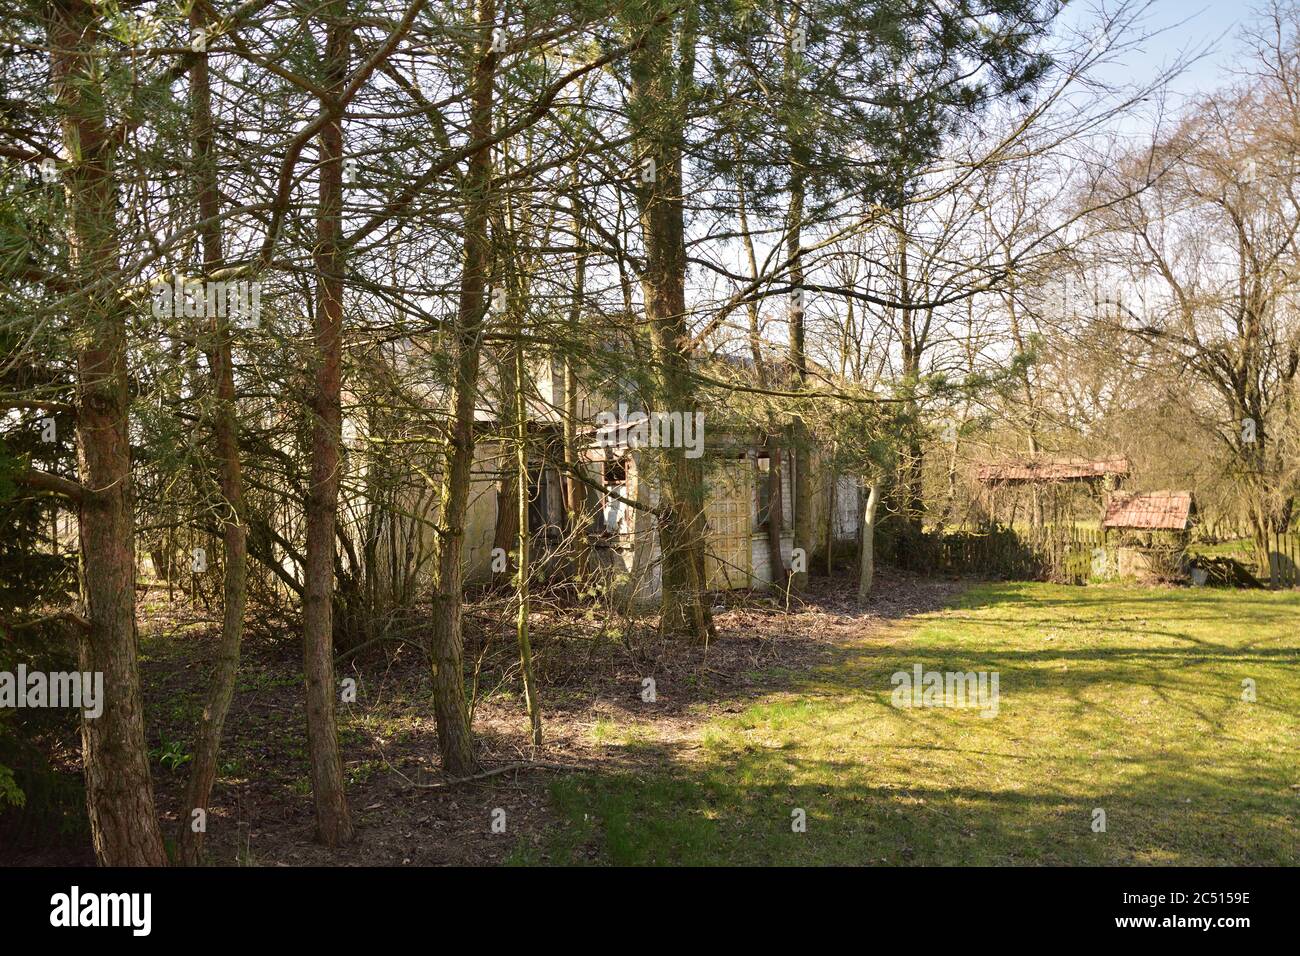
[527, 470, 547, 535]
[754, 454, 792, 532]
[595, 456, 629, 535]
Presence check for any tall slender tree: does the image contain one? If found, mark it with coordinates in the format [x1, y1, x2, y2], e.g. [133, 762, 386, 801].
[50, 0, 167, 866]
[178, 0, 251, 865]
[429, 0, 500, 775]
[301, 0, 356, 846]
[624, 0, 713, 641]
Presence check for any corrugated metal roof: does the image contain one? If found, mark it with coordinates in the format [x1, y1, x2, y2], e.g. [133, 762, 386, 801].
[976, 457, 1130, 483]
[1102, 491, 1195, 530]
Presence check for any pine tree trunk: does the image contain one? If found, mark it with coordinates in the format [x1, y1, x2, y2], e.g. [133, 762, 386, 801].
[52, 0, 167, 867]
[430, 0, 498, 776]
[301, 8, 355, 847]
[492, 351, 519, 586]
[515, 329, 542, 745]
[785, 9, 811, 590]
[178, 1, 248, 865]
[739, 166, 785, 592]
[627, 7, 712, 642]
[563, 185, 589, 575]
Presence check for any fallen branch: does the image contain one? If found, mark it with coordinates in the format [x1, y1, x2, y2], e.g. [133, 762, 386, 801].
[336, 634, 428, 662]
[403, 760, 594, 789]
[0, 610, 91, 635]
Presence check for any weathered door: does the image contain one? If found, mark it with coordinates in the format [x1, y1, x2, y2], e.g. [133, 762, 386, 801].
[705, 457, 752, 589]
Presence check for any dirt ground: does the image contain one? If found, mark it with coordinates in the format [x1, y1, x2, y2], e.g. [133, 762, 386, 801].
[5, 570, 967, 866]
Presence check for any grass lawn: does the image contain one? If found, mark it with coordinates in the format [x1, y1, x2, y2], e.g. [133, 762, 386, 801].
[522, 583, 1300, 865]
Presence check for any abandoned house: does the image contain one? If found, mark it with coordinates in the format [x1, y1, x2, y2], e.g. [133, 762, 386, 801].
[377, 351, 866, 605]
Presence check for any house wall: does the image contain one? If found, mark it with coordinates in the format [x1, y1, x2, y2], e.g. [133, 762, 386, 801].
[831, 474, 861, 542]
[600, 446, 864, 604]
[461, 442, 503, 583]
[364, 439, 507, 594]
[749, 531, 798, 589]
[366, 427, 865, 605]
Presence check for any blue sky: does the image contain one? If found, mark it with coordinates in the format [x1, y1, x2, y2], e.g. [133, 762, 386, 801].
[1064, 0, 1255, 102]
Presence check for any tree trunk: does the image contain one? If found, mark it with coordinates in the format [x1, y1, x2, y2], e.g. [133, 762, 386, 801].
[491, 351, 519, 586]
[52, 0, 167, 867]
[514, 325, 542, 745]
[739, 163, 784, 591]
[563, 185, 590, 575]
[896, 213, 925, 550]
[627, 6, 713, 641]
[857, 481, 882, 605]
[301, 7, 355, 847]
[785, 8, 812, 590]
[430, 0, 498, 776]
[765, 441, 786, 586]
[178, 0, 248, 866]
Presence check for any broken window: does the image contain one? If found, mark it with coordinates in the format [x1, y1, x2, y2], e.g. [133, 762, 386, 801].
[527, 468, 548, 535]
[594, 456, 629, 535]
[754, 453, 793, 532]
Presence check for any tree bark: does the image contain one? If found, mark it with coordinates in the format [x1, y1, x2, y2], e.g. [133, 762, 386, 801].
[514, 320, 542, 745]
[430, 0, 498, 776]
[491, 351, 519, 585]
[563, 184, 590, 575]
[627, 4, 713, 641]
[738, 153, 786, 590]
[51, 0, 167, 867]
[301, 6, 355, 847]
[178, 0, 249, 866]
[857, 480, 882, 605]
[785, 7, 812, 589]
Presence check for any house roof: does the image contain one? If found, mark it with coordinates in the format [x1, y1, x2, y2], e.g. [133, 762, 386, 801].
[1102, 491, 1195, 530]
[975, 457, 1130, 484]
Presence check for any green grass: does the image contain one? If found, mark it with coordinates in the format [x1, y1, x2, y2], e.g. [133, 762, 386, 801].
[529, 583, 1300, 865]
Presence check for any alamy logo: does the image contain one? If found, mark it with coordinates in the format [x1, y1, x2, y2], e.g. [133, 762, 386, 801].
[0, 665, 103, 719]
[152, 276, 261, 327]
[595, 403, 705, 459]
[50, 886, 151, 936]
[890, 664, 999, 718]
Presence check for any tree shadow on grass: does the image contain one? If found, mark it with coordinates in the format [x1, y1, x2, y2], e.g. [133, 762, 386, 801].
[957, 583, 1299, 619]
[545, 734, 1298, 866]
[538, 584, 1299, 867]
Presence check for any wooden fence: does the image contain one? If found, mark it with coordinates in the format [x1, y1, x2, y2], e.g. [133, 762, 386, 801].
[881, 524, 1300, 589]
[880, 524, 1106, 584]
[1268, 531, 1300, 588]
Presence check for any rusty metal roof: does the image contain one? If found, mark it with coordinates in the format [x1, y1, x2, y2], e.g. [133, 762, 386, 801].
[976, 457, 1130, 483]
[1102, 491, 1195, 530]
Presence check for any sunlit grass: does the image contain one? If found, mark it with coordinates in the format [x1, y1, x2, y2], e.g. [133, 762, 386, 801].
[532, 583, 1300, 865]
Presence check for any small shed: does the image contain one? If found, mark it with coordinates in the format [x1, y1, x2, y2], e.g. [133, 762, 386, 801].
[1102, 490, 1195, 533]
[974, 456, 1129, 529]
[1102, 490, 1196, 580]
[976, 457, 1130, 485]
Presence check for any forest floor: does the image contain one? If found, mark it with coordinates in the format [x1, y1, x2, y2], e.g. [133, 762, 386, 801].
[143, 569, 959, 866]
[10, 572, 1297, 866]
